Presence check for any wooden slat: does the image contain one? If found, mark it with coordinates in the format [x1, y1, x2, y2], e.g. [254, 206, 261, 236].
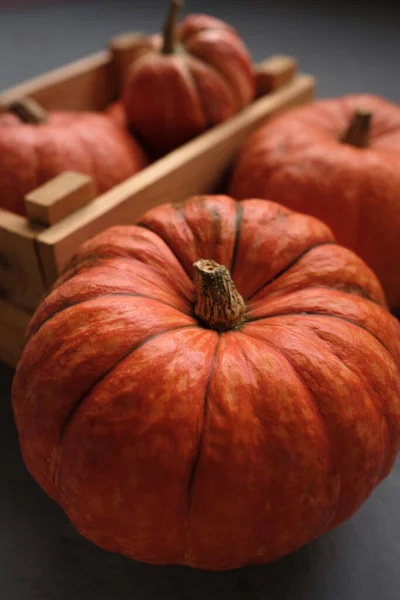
[25, 171, 95, 226]
[0, 210, 46, 311]
[255, 56, 298, 97]
[36, 72, 315, 284]
[0, 299, 31, 368]
[0, 51, 116, 112]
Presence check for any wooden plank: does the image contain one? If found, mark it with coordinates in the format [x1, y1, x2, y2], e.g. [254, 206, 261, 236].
[255, 56, 298, 97]
[36, 72, 315, 284]
[25, 171, 95, 226]
[0, 210, 46, 311]
[0, 299, 31, 368]
[0, 51, 116, 112]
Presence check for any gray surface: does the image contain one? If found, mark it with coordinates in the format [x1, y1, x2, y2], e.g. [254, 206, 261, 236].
[1, 1, 400, 599]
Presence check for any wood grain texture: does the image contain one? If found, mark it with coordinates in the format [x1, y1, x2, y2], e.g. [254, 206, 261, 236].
[0, 51, 116, 112]
[255, 56, 298, 97]
[0, 210, 45, 312]
[25, 171, 96, 226]
[36, 72, 315, 283]
[0, 299, 31, 368]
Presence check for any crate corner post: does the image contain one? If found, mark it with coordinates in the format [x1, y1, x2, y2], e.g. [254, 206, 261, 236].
[29, 171, 96, 287]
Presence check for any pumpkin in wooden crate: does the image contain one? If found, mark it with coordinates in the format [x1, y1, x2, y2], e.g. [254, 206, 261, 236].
[12, 195, 400, 570]
[122, 1, 255, 155]
[104, 101, 127, 129]
[229, 94, 400, 310]
[0, 98, 148, 216]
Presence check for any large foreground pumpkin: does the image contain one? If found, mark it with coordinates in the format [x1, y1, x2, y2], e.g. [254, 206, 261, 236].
[12, 195, 400, 570]
[229, 94, 400, 310]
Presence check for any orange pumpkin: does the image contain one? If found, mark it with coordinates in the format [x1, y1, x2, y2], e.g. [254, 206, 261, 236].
[0, 98, 148, 216]
[104, 101, 127, 129]
[12, 195, 400, 570]
[122, 1, 255, 155]
[229, 94, 400, 310]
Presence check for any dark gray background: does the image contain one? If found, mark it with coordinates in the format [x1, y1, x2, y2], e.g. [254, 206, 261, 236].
[0, 0, 400, 102]
[1, 1, 400, 598]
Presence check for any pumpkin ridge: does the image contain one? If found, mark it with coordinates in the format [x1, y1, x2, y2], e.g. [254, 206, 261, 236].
[58, 253, 140, 283]
[139, 203, 223, 278]
[188, 197, 224, 251]
[137, 221, 192, 277]
[248, 329, 341, 530]
[318, 283, 379, 304]
[178, 199, 227, 266]
[230, 201, 242, 273]
[247, 241, 338, 302]
[187, 53, 238, 122]
[175, 203, 201, 269]
[184, 59, 213, 129]
[249, 284, 381, 314]
[27, 291, 192, 342]
[54, 323, 198, 488]
[289, 377, 341, 532]
[191, 52, 241, 112]
[240, 323, 391, 529]
[184, 32, 247, 112]
[176, 204, 203, 263]
[185, 335, 220, 549]
[375, 121, 400, 138]
[59, 252, 192, 303]
[311, 326, 392, 481]
[179, 18, 237, 45]
[245, 312, 396, 364]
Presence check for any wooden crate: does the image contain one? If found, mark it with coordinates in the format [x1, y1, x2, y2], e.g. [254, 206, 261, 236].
[0, 38, 315, 368]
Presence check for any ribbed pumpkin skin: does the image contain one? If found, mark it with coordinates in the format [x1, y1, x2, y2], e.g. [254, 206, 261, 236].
[0, 111, 148, 216]
[122, 14, 255, 155]
[12, 195, 400, 570]
[229, 94, 400, 310]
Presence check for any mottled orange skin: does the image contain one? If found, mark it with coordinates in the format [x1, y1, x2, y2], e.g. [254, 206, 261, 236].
[12, 195, 400, 570]
[122, 14, 255, 155]
[0, 110, 148, 216]
[229, 94, 400, 310]
[104, 101, 127, 129]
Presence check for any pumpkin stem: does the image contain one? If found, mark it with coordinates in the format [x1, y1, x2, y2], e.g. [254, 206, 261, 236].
[341, 108, 371, 148]
[7, 98, 48, 125]
[161, 0, 183, 54]
[193, 259, 246, 332]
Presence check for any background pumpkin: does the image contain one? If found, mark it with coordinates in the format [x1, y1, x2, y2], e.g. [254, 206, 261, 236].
[12, 195, 400, 570]
[104, 101, 127, 129]
[229, 93, 400, 311]
[0, 98, 148, 216]
[122, 1, 255, 155]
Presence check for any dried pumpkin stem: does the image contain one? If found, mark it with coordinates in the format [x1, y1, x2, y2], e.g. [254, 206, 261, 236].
[161, 0, 183, 54]
[341, 108, 371, 148]
[7, 98, 48, 125]
[193, 259, 246, 332]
